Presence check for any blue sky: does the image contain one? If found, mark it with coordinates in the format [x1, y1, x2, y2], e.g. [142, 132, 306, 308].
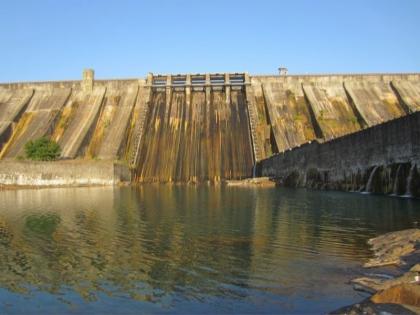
[0, 0, 419, 82]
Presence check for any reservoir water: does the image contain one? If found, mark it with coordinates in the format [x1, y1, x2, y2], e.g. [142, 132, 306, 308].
[0, 186, 419, 314]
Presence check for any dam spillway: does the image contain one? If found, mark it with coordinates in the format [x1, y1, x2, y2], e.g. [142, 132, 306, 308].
[134, 74, 254, 182]
[0, 70, 419, 185]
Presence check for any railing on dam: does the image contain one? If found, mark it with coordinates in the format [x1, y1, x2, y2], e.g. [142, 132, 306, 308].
[147, 73, 250, 91]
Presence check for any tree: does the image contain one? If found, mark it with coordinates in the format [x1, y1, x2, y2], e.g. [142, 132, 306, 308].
[24, 137, 61, 161]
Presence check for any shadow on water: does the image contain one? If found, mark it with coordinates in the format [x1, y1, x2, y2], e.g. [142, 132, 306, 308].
[0, 186, 419, 314]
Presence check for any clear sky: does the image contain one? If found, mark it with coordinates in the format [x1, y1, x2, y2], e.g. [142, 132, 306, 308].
[0, 0, 419, 82]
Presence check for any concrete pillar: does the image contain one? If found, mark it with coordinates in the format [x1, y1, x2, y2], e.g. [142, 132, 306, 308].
[225, 73, 231, 105]
[185, 74, 191, 106]
[244, 72, 251, 102]
[166, 75, 172, 107]
[146, 73, 153, 86]
[145, 73, 153, 109]
[205, 73, 211, 106]
[82, 69, 94, 92]
[244, 72, 250, 85]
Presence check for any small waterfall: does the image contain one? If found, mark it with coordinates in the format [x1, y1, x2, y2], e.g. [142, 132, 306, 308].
[252, 164, 256, 178]
[392, 164, 402, 195]
[404, 164, 416, 197]
[366, 166, 379, 193]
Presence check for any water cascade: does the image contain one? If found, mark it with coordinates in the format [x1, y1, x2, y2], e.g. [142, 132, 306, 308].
[365, 166, 379, 193]
[404, 164, 416, 197]
[392, 164, 402, 195]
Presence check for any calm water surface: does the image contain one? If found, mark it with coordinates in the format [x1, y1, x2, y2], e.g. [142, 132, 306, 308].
[0, 186, 419, 314]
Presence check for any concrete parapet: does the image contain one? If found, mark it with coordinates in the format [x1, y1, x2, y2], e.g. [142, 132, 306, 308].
[253, 73, 420, 82]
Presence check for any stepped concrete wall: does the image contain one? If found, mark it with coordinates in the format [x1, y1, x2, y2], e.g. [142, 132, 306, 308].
[95, 83, 138, 159]
[55, 87, 106, 159]
[0, 88, 33, 150]
[259, 78, 316, 153]
[391, 80, 420, 113]
[1, 88, 71, 158]
[249, 73, 418, 161]
[258, 111, 420, 196]
[302, 81, 360, 138]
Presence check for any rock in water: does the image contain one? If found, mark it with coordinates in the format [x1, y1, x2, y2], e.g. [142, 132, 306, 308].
[371, 283, 420, 308]
[330, 229, 420, 314]
[364, 228, 420, 268]
[225, 177, 276, 187]
[329, 299, 418, 315]
[352, 265, 420, 293]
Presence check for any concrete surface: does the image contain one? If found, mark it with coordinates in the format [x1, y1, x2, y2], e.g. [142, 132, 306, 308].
[344, 80, 405, 126]
[0, 160, 130, 186]
[135, 88, 254, 182]
[96, 83, 138, 159]
[0, 88, 33, 150]
[56, 87, 106, 158]
[0, 71, 418, 184]
[261, 79, 316, 152]
[1, 88, 71, 158]
[302, 81, 360, 139]
[258, 111, 420, 196]
[392, 80, 420, 113]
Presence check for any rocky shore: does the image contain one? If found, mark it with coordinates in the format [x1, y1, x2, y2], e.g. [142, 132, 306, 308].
[330, 229, 420, 315]
[225, 177, 276, 187]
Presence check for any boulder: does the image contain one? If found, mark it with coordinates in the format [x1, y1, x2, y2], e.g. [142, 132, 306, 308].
[364, 229, 420, 268]
[371, 283, 420, 308]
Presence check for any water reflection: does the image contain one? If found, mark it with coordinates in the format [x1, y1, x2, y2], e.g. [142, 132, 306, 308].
[0, 186, 419, 314]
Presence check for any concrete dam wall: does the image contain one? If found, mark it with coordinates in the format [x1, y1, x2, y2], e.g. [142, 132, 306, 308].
[258, 111, 420, 197]
[0, 70, 419, 185]
[247, 74, 419, 160]
[135, 88, 254, 182]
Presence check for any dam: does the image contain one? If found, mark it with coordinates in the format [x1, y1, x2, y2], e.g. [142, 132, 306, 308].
[0, 70, 419, 314]
[0, 70, 419, 192]
[134, 73, 254, 182]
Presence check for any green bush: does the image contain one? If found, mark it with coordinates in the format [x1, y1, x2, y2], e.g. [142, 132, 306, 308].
[24, 137, 61, 161]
